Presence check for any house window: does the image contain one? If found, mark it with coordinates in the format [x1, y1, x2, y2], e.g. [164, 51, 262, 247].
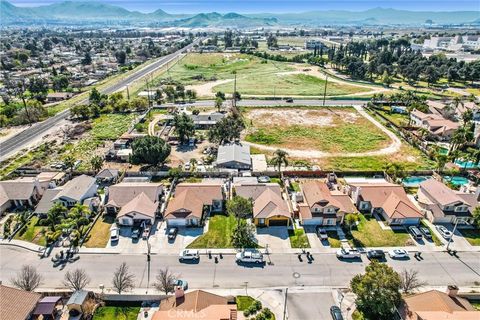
[259, 218, 265, 225]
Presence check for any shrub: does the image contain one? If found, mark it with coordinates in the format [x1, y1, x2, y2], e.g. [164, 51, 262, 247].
[254, 300, 262, 311]
[243, 309, 251, 317]
[262, 308, 274, 319]
[247, 305, 258, 315]
[255, 313, 266, 320]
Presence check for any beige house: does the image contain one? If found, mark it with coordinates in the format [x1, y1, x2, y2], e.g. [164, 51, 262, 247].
[410, 109, 459, 141]
[0, 178, 41, 214]
[52, 175, 97, 208]
[105, 182, 163, 215]
[116, 192, 159, 226]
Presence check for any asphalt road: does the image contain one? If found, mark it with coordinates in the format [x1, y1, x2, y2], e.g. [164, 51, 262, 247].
[0, 40, 199, 161]
[165, 99, 366, 108]
[0, 246, 478, 291]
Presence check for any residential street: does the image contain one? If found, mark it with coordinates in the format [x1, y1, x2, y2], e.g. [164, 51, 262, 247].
[1, 246, 478, 292]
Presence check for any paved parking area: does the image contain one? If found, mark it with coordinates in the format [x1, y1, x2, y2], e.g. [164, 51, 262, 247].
[153, 223, 204, 253]
[287, 291, 335, 320]
[304, 226, 340, 250]
[256, 227, 291, 250]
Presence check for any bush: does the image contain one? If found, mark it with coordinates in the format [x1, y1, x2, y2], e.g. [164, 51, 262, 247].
[255, 313, 266, 320]
[243, 309, 251, 317]
[247, 305, 258, 315]
[254, 300, 262, 311]
[262, 308, 274, 319]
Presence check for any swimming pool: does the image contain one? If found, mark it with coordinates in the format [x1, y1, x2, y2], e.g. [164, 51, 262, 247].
[443, 176, 470, 186]
[402, 176, 431, 187]
[454, 160, 479, 169]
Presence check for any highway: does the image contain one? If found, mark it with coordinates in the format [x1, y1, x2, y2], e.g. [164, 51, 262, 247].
[0, 40, 199, 161]
[0, 246, 478, 291]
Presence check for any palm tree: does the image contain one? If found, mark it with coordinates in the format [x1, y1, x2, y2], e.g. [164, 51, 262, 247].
[41, 203, 67, 231]
[271, 149, 289, 172]
[434, 153, 448, 173]
[90, 155, 103, 173]
[63, 155, 76, 173]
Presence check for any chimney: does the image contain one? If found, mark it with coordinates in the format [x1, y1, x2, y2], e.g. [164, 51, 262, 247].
[175, 286, 185, 299]
[446, 285, 459, 297]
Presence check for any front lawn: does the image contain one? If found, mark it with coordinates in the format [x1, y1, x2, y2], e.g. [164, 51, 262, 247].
[288, 228, 310, 248]
[93, 306, 140, 320]
[236, 296, 256, 311]
[83, 215, 114, 248]
[348, 214, 413, 247]
[187, 214, 237, 248]
[327, 231, 342, 248]
[459, 229, 480, 246]
[14, 216, 46, 246]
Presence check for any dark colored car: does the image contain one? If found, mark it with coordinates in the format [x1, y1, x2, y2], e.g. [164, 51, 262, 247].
[366, 249, 385, 260]
[285, 98, 294, 103]
[131, 228, 141, 240]
[419, 226, 432, 239]
[330, 306, 344, 320]
[168, 227, 178, 241]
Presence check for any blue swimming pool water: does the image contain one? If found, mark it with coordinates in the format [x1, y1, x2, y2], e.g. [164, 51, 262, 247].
[443, 176, 470, 186]
[402, 176, 431, 187]
[454, 160, 479, 169]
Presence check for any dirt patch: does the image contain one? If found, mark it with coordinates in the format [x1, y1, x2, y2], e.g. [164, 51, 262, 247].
[186, 79, 233, 97]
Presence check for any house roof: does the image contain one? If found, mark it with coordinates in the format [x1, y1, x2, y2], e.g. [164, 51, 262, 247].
[33, 296, 62, 316]
[153, 304, 237, 320]
[36, 171, 65, 182]
[253, 187, 290, 219]
[165, 184, 223, 220]
[420, 179, 468, 207]
[352, 183, 407, 207]
[117, 192, 158, 219]
[53, 175, 96, 202]
[302, 181, 356, 214]
[0, 178, 38, 204]
[67, 290, 89, 306]
[403, 290, 475, 317]
[106, 182, 162, 208]
[158, 290, 229, 313]
[0, 285, 41, 320]
[234, 183, 281, 201]
[34, 189, 61, 214]
[95, 168, 119, 179]
[216, 144, 251, 166]
[382, 192, 423, 219]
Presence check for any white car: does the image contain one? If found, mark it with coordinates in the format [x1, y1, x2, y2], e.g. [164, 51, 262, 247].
[436, 225, 453, 239]
[235, 250, 264, 264]
[110, 228, 119, 243]
[388, 249, 409, 259]
[179, 249, 200, 261]
[184, 163, 191, 170]
[336, 248, 361, 259]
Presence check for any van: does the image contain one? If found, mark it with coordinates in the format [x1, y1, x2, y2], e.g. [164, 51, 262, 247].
[408, 226, 423, 240]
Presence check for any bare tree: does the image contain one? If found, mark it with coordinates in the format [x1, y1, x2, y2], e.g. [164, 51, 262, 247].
[400, 269, 426, 294]
[63, 268, 91, 291]
[153, 267, 178, 295]
[112, 262, 135, 294]
[11, 265, 43, 291]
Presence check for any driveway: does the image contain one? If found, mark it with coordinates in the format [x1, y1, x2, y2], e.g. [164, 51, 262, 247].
[153, 223, 204, 253]
[105, 225, 149, 253]
[303, 226, 339, 250]
[256, 227, 291, 250]
[287, 291, 335, 320]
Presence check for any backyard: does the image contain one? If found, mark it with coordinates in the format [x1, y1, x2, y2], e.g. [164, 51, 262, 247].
[187, 214, 237, 248]
[93, 306, 140, 320]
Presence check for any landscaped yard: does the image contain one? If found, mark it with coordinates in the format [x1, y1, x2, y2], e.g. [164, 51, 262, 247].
[14, 216, 46, 246]
[244, 107, 389, 153]
[93, 306, 140, 320]
[459, 229, 480, 246]
[83, 215, 114, 248]
[348, 214, 414, 247]
[236, 296, 256, 311]
[187, 214, 237, 248]
[288, 228, 310, 248]
[326, 231, 342, 248]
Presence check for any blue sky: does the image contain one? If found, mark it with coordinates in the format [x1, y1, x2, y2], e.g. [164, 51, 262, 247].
[9, 0, 480, 13]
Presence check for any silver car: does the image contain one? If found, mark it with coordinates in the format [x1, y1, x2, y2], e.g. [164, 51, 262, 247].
[436, 225, 453, 239]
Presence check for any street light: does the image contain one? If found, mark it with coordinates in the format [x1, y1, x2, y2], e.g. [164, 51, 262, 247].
[446, 218, 469, 251]
[146, 240, 151, 293]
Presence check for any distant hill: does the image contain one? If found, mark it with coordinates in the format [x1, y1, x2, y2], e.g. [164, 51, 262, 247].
[0, 1, 477, 27]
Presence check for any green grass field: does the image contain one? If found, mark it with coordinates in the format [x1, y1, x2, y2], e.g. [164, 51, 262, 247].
[91, 113, 136, 140]
[93, 307, 140, 320]
[187, 214, 237, 248]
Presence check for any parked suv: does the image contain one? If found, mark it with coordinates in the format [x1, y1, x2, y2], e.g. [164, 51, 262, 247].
[179, 249, 200, 262]
[419, 226, 432, 239]
[316, 227, 328, 240]
[409, 226, 423, 240]
[336, 248, 361, 259]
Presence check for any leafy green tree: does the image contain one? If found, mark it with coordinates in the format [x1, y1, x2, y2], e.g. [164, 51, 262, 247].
[208, 115, 245, 144]
[435, 153, 448, 173]
[351, 260, 402, 320]
[271, 149, 289, 172]
[215, 91, 226, 100]
[90, 155, 103, 172]
[344, 213, 359, 233]
[63, 155, 76, 172]
[215, 97, 223, 112]
[40, 203, 68, 231]
[473, 206, 480, 227]
[227, 196, 253, 220]
[173, 113, 195, 144]
[81, 52, 92, 65]
[131, 136, 171, 167]
[231, 219, 256, 248]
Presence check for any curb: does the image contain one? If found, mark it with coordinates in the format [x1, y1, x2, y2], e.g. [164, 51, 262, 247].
[0, 241, 42, 253]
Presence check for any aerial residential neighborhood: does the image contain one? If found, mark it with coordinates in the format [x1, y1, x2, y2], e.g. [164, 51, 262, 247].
[0, 0, 480, 320]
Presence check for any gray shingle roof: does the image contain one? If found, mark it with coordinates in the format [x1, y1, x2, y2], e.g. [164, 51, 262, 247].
[53, 175, 96, 202]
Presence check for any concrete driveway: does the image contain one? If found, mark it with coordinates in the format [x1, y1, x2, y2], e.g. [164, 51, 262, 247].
[287, 291, 335, 320]
[304, 226, 339, 250]
[153, 224, 204, 253]
[256, 227, 291, 250]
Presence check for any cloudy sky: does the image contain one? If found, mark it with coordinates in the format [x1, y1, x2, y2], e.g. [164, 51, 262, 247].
[8, 0, 480, 13]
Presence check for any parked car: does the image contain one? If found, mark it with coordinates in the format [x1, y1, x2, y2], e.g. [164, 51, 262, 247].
[236, 250, 264, 264]
[184, 163, 191, 171]
[388, 249, 409, 259]
[285, 97, 294, 103]
[419, 226, 432, 239]
[366, 249, 385, 260]
[258, 176, 271, 183]
[168, 227, 178, 241]
[316, 227, 328, 240]
[172, 279, 188, 290]
[179, 249, 200, 261]
[110, 228, 119, 243]
[330, 306, 344, 320]
[436, 225, 453, 239]
[409, 226, 423, 240]
[131, 228, 140, 240]
[142, 225, 151, 240]
[336, 248, 361, 259]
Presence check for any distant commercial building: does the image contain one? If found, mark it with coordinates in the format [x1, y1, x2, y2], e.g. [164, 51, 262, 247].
[423, 35, 480, 51]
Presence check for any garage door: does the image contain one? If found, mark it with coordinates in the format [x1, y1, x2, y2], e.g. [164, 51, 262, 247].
[167, 219, 187, 227]
[269, 219, 288, 226]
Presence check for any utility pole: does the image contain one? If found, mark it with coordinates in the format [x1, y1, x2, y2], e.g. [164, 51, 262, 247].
[322, 75, 328, 107]
[446, 219, 464, 251]
[233, 71, 237, 109]
[146, 240, 151, 294]
[126, 85, 130, 101]
[282, 288, 288, 320]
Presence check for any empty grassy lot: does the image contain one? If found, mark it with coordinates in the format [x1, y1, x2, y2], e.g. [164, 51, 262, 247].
[187, 214, 237, 248]
[244, 107, 389, 153]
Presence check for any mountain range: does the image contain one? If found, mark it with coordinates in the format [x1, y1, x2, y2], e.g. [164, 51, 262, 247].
[1, 1, 479, 27]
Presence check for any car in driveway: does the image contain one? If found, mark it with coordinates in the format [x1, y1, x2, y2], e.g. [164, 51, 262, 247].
[168, 227, 178, 241]
[131, 228, 141, 241]
[366, 249, 385, 260]
[388, 249, 409, 259]
[258, 176, 271, 183]
[419, 226, 432, 240]
[142, 225, 151, 240]
[110, 228, 119, 243]
[236, 250, 264, 264]
[172, 279, 188, 290]
[408, 226, 423, 240]
[316, 227, 328, 240]
[179, 249, 200, 262]
[436, 225, 453, 239]
[330, 306, 344, 320]
[336, 248, 361, 259]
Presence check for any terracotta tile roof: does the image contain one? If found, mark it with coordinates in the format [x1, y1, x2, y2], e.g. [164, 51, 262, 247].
[414, 311, 480, 320]
[153, 304, 237, 320]
[117, 192, 158, 219]
[106, 182, 163, 208]
[354, 183, 407, 208]
[253, 188, 290, 219]
[420, 179, 467, 207]
[382, 192, 423, 219]
[158, 290, 229, 313]
[234, 183, 281, 201]
[165, 184, 223, 220]
[302, 181, 355, 213]
[0, 285, 41, 320]
[403, 290, 476, 319]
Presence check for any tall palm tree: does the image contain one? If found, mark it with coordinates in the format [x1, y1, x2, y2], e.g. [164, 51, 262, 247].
[41, 203, 67, 231]
[63, 155, 76, 173]
[271, 149, 289, 173]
